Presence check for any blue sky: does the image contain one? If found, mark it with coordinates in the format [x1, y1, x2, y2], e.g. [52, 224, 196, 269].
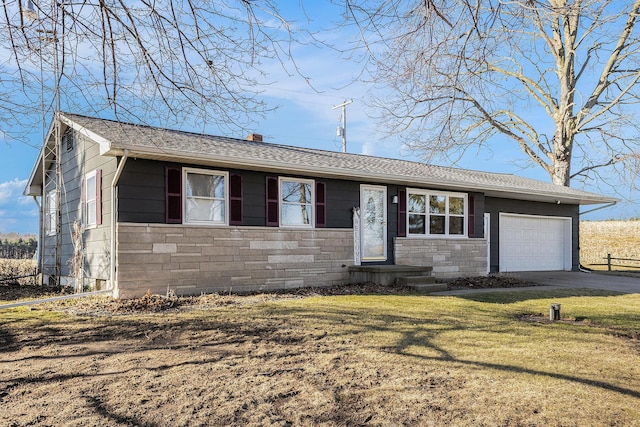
[0, 2, 636, 235]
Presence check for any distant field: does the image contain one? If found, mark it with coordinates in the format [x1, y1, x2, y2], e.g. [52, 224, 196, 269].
[0, 258, 38, 285]
[580, 220, 640, 270]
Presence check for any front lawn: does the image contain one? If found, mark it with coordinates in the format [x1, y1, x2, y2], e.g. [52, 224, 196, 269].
[1, 289, 639, 426]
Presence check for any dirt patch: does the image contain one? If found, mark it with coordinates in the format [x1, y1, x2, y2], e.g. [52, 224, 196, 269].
[445, 275, 537, 290]
[3, 276, 538, 317]
[34, 276, 537, 316]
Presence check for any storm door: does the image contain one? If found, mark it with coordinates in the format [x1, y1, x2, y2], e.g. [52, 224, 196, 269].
[360, 185, 387, 261]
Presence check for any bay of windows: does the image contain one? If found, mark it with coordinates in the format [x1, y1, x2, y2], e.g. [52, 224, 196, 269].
[408, 190, 466, 236]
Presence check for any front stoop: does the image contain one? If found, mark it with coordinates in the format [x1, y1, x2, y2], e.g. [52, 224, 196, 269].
[349, 265, 446, 293]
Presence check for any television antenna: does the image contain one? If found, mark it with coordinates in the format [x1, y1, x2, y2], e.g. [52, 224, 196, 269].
[333, 99, 353, 153]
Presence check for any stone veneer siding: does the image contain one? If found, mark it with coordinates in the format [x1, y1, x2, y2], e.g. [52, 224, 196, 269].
[394, 237, 487, 278]
[115, 223, 354, 298]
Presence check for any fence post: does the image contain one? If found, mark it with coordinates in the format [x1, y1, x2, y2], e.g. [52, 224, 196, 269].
[607, 253, 612, 271]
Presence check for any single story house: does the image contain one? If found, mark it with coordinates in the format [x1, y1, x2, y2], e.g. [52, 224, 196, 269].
[25, 113, 617, 298]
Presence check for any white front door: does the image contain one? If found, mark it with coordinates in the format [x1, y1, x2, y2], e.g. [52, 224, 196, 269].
[360, 185, 387, 261]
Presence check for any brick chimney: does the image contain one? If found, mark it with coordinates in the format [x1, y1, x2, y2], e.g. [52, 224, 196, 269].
[247, 133, 263, 142]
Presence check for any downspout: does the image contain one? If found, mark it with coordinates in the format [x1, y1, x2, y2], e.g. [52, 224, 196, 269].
[110, 149, 129, 297]
[578, 201, 617, 272]
[579, 201, 617, 216]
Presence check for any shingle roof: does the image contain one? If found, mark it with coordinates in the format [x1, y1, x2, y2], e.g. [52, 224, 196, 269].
[56, 113, 616, 205]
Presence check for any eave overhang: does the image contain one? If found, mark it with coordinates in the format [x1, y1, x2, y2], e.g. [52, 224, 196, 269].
[103, 145, 618, 206]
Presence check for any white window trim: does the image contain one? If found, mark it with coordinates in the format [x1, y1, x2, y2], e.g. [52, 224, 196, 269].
[279, 177, 315, 228]
[45, 189, 56, 236]
[183, 167, 229, 226]
[85, 170, 98, 228]
[406, 189, 468, 238]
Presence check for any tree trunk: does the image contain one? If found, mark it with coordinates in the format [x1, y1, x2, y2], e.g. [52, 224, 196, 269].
[552, 125, 573, 187]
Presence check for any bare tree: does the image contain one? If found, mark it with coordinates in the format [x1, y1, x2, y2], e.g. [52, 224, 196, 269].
[0, 0, 307, 134]
[342, 0, 640, 190]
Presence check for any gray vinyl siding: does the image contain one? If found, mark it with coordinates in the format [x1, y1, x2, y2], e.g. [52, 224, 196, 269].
[240, 170, 267, 227]
[484, 196, 579, 273]
[118, 159, 165, 223]
[324, 179, 360, 228]
[470, 192, 485, 238]
[41, 127, 115, 284]
[82, 136, 116, 282]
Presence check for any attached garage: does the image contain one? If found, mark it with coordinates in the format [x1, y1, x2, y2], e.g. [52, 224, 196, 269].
[499, 213, 572, 272]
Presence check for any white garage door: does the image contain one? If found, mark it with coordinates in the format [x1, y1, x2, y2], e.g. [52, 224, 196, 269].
[499, 213, 571, 272]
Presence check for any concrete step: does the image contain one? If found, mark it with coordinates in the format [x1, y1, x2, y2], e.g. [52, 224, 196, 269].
[349, 265, 433, 286]
[409, 283, 449, 293]
[397, 276, 447, 293]
[397, 275, 437, 286]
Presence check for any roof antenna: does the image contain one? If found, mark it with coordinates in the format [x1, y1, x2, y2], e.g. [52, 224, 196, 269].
[333, 99, 353, 153]
[22, 0, 38, 20]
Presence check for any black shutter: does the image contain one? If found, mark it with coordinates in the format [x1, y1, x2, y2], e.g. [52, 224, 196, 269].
[315, 181, 326, 228]
[468, 194, 475, 237]
[397, 188, 407, 237]
[166, 167, 182, 223]
[229, 173, 243, 225]
[266, 176, 279, 226]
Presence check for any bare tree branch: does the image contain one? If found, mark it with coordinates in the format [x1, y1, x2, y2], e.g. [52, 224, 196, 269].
[341, 0, 640, 196]
[0, 0, 310, 136]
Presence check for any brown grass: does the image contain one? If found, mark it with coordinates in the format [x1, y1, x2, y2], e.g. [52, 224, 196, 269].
[580, 219, 640, 270]
[1, 291, 639, 426]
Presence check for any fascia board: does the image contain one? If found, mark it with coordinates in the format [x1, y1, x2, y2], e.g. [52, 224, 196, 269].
[59, 114, 112, 155]
[24, 149, 44, 196]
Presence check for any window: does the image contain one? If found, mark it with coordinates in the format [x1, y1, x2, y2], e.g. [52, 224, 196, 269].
[46, 190, 56, 236]
[183, 168, 228, 225]
[84, 170, 102, 227]
[280, 177, 314, 227]
[407, 189, 466, 237]
[86, 171, 97, 226]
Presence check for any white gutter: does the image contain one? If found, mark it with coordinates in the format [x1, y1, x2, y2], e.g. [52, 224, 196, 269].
[109, 149, 129, 297]
[106, 147, 617, 206]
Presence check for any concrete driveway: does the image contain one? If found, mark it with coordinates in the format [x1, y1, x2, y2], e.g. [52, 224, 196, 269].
[436, 271, 640, 295]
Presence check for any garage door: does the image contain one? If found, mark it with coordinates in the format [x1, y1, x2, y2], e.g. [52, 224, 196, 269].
[499, 214, 571, 272]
